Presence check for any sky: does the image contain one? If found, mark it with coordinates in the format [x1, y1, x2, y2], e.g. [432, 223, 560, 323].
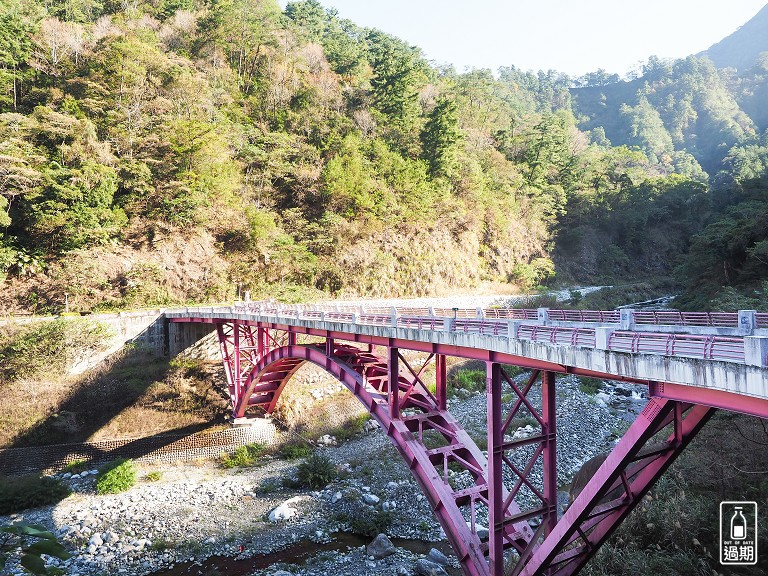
[277, 0, 768, 77]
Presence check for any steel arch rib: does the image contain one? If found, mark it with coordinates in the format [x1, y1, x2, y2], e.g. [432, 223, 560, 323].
[235, 344, 534, 576]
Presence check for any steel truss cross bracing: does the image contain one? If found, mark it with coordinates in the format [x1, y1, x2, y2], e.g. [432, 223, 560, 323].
[180, 318, 753, 576]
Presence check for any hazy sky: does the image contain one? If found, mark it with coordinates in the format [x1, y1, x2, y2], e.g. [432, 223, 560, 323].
[278, 1, 767, 77]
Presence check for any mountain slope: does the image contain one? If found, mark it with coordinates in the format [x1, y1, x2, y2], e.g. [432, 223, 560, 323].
[700, 3, 768, 70]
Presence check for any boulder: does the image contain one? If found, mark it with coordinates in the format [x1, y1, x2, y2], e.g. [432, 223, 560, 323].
[366, 533, 397, 559]
[268, 496, 305, 522]
[427, 548, 449, 566]
[415, 558, 449, 576]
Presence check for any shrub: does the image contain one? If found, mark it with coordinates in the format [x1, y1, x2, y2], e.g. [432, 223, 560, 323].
[295, 453, 337, 489]
[62, 459, 90, 474]
[451, 368, 486, 394]
[219, 443, 269, 468]
[143, 471, 162, 482]
[95, 459, 137, 495]
[578, 377, 603, 395]
[0, 475, 71, 515]
[277, 439, 312, 460]
[327, 414, 370, 443]
[349, 508, 396, 537]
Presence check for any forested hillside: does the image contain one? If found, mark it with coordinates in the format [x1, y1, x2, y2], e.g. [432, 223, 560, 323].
[0, 0, 766, 312]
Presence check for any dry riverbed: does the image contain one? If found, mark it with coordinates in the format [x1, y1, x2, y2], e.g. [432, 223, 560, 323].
[1, 376, 645, 576]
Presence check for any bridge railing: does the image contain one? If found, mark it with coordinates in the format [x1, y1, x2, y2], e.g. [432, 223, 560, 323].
[454, 319, 510, 336]
[631, 311, 738, 327]
[197, 303, 768, 365]
[483, 308, 538, 320]
[545, 309, 620, 323]
[233, 302, 761, 332]
[607, 331, 745, 362]
[397, 316, 446, 330]
[516, 325, 597, 347]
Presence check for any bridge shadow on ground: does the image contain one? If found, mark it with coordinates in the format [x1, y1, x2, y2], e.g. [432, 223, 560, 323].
[3, 327, 231, 474]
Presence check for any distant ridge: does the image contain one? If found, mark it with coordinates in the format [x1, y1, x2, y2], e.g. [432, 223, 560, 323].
[700, 3, 768, 70]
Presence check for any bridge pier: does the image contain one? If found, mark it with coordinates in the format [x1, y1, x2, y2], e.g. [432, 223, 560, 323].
[486, 366, 559, 575]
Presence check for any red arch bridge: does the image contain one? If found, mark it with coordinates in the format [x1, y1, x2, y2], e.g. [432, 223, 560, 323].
[166, 303, 768, 576]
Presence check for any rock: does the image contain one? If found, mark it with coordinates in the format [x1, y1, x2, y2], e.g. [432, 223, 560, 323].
[268, 496, 305, 522]
[88, 533, 103, 547]
[427, 548, 449, 566]
[382, 500, 396, 511]
[387, 481, 399, 490]
[366, 533, 397, 559]
[415, 558, 449, 576]
[317, 434, 337, 446]
[362, 493, 380, 505]
[331, 491, 342, 504]
[364, 419, 380, 432]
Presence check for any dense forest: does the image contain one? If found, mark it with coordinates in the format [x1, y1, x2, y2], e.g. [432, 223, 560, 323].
[0, 0, 767, 312]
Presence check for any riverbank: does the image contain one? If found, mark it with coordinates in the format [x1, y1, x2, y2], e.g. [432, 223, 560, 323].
[1, 375, 645, 576]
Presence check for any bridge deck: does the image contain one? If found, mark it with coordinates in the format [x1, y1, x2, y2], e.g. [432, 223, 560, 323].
[166, 305, 768, 415]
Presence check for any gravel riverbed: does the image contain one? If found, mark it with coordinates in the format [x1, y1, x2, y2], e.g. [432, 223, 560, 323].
[1, 375, 646, 576]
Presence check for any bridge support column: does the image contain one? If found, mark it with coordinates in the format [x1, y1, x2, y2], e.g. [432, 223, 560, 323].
[435, 354, 447, 411]
[486, 365, 556, 575]
[233, 320, 241, 406]
[516, 398, 715, 576]
[389, 347, 401, 419]
[486, 362, 505, 576]
[541, 371, 557, 537]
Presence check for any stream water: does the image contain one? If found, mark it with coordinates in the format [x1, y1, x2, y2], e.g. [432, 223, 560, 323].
[149, 532, 462, 576]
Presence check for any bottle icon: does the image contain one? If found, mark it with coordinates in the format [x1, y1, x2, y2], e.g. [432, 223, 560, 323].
[731, 506, 747, 540]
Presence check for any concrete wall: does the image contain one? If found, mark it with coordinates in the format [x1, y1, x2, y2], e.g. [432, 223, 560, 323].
[2, 310, 220, 375]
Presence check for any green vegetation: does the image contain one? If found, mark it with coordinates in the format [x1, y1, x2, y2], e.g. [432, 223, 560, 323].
[326, 413, 369, 443]
[0, 319, 111, 383]
[219, 443, 269, 469]
[276, 439, 312, 460]
[450, 368, 486, 395]
[295, 453, 337, 488]
[0, 1, 765, 311]
[0, 522, 71, 576]
[348, 508, 397, 537]
[143, 471, 162, 482]
[0, 475, 70, 515]
[578, 377, 603, 395]
[61, 459, 90, 474]
[95, 458, 137, 495]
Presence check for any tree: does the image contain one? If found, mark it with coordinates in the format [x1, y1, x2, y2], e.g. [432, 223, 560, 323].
[365, 29, 428, 128]
[0, 0, 39, 110]
[420, 98, 462, 178]
[284, 0, 326, 42]
[198, 0, 282, 95]
[620, 95, 673, 163]
[46, 0, 104, 23]
[33, 17, 86, 74]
